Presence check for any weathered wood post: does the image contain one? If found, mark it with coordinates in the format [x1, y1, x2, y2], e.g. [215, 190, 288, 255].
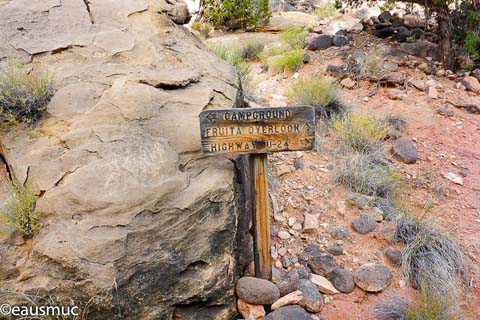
[199, 106, 315, 280]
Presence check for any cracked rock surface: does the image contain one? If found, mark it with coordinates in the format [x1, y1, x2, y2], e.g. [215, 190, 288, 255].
[0, 1, 242, 319]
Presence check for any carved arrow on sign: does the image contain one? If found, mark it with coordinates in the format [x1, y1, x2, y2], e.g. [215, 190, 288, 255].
[205, 113, 217, 122]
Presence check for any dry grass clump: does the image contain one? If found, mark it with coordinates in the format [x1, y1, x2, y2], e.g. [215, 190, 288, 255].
[288, 77, 347, 119]
[375, 295, 409, 320]
[333, 113, 389, 153]
[382, 112, 407, 138]
[358, 45, 388, 78]
[0, 58, 54, 126]
[207, 41, 252, 85]
[273, 49, 304, 70]
[333, 153, 400, 200]
[0, 179, 38, 238]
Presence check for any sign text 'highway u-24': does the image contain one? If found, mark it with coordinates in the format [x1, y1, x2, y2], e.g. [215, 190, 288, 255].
[199, 106, 316, 155]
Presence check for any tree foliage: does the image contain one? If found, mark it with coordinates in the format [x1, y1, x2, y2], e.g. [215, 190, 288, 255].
[202, 0, 271, 30]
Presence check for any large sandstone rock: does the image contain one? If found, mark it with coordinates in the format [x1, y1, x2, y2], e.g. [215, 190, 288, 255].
[0, 1, 244, 319]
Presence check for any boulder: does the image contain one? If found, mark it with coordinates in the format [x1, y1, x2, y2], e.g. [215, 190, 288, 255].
[378, 11, 392, 23]
[237, 277, 281, 305]
[461, 76, 480, 94]
[392, 137, 418, 164]
[374, 27, 395, 38]
[0, 1, 243, 318]
[308, 253, 338, 276]
[298, 279, 323, 313]
[307, 35, 333, 50]
[264, 305, 313, 320]
[396, 26, 412, 43]
[354, 263, 393, 292]
[351, 214, 377, 234]
[329, 268, 355, 293]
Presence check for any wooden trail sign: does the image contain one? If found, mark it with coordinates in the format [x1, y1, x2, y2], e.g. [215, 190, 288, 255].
[199, 106, 315, 155]
[199, 106, 316, 280]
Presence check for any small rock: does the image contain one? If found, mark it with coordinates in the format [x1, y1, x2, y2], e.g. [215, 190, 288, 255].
[461, 76, 480, 93]
[276, 269, 300, 296]
[337, 200, 347, 216]
[330, 227, 349, 240]
[292, 223, 303, 231]
[378, 11, 392, 23]
[436, 106, 454, 117]
[308, 253, 338, 276]
[428, 86, 438, 99]
[327, 244, 344, 256]
[354, 263, 393, 292]
[392, 137, 418, 164]
[264, 305, 313, 320]
[387, 88, 407, 100]
[383, 61, 399, 72]
[444, 172, 464, 185]
[307, 35, 333, 51]
[403, 14, 422, 28]
[329, 268, 355, 293]
[236, 277, 280, 305]
[303, 213, 319, 232]
[294, 158, 304, 170]
[298, 279, 323, 313]
[282, 256, 292, 268]
[436, 69, 446, 77]
[309, 274, 340, 294]
[351, 214, 376, 234]
[385, 247, 402, 265]
[238, 299, 266, 320]
[340, 77, 356, 89]
[333, 35, 349, 47]
[271, 290, 304, 310]
[278, 247, 287, 256]
[372, 207, 384, 222]
[304, 244, 323, 257]
[303, 52, 311, 63]
[275, 164, 292, 176]
[348, 22, 364, 33]
[326, 65, 344, 76]
[278, 230, 291, 240]
[418, 62, 428, 70]
[409, 79, 425, 91]
[472, 69, 480, 81]
[425, 79, 440, 88]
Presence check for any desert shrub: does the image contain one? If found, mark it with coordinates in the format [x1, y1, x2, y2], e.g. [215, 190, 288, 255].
[0, 58, 54, 126]
[357, 45, 387, 78]
[202, 0, 270, 30]
[280, 27, 308, 49]
[288, 77, 347, 119]
[191, 21, 213, 38]
[207, 42, 252, 85]
[334, 153, 400, 200]
[273, 49, 304, 70]
[0, 179, 38, 238]
[314, 2, 337, 19]
[333, 113, 389, 153]
[394, 212, 467, 299]
[239, 40, 267, 61]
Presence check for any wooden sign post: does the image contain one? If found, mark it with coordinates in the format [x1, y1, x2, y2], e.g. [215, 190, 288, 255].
[199, 106, 315, 280]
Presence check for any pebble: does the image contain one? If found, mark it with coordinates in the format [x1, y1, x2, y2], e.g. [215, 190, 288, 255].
[444, 172, 464, 185]
[278, 231, 291, 240]
[351, 214, 377, 234]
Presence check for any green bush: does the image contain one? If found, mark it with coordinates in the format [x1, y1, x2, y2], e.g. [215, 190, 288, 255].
[273, 49, 304, 70]
[333, 113, 389, 153]
[203, 0, 270, 30]
[280, 27, 309, 49]
[0, 179, 38, 238]
[0, 58, 54, 125]
[207, 42, 252, 86]
[314, 2, 337, 19]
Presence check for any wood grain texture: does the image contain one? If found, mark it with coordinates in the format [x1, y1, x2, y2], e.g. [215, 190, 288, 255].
[252, 154, 271, 280]
[199, 106, 315, 155]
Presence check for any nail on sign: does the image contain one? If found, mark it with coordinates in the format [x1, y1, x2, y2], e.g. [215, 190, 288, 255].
[199, 106, 316, 155]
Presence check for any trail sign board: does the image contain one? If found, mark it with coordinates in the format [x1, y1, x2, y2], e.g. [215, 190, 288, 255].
[199, 106, 315, 155]
[199, 106, 316, 280]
